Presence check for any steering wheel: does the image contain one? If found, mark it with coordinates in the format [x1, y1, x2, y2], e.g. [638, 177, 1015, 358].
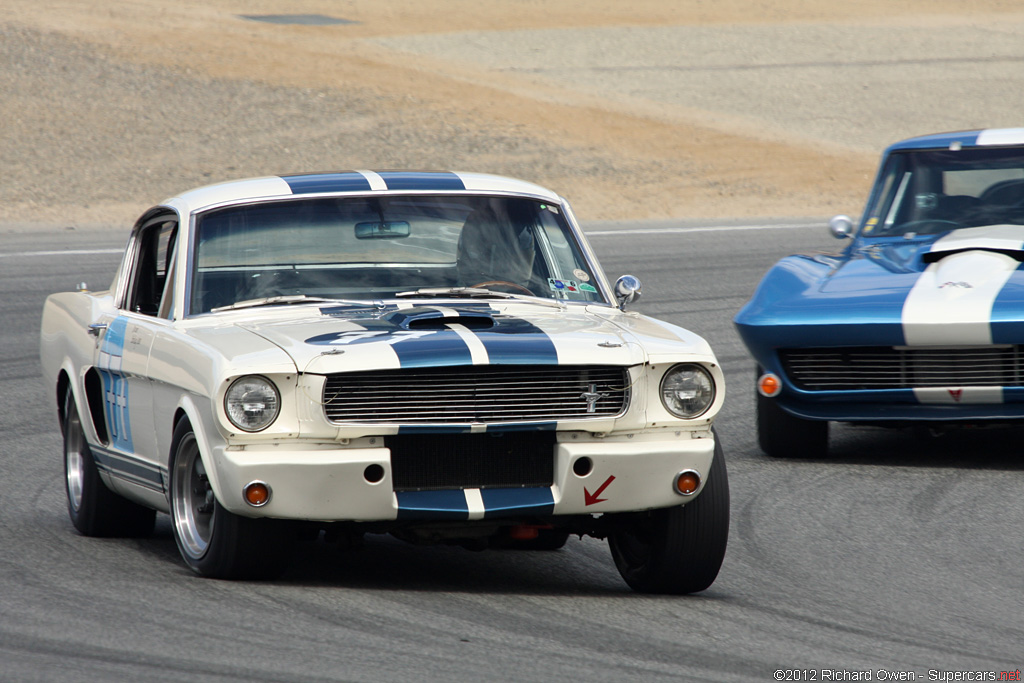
[471, 280, 534, 296]
[896, 219, 962, 234]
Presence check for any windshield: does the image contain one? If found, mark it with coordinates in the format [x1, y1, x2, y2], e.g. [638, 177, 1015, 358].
[861, 147, 1024, 238]
[189, 194, 605, 313]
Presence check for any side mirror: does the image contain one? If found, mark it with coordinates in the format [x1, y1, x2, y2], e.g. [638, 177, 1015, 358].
[829, 215, 854, 239]
[614, 275, 642, 310]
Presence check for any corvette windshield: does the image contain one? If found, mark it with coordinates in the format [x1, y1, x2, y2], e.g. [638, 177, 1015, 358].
[190, 195, 604, 313]
[861, 147, 1024, 238]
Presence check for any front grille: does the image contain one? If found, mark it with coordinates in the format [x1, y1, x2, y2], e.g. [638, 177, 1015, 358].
[387, 432, 554, 491]
[322, 365, 629, 424]
[781, 346, 1024, 390]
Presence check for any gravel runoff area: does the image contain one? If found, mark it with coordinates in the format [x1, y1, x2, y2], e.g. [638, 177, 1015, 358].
[2, 1, 1024, 230]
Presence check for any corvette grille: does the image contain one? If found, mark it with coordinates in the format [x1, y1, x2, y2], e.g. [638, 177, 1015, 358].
[780, 346, 1024, 390]
[322, 365, 630, 424]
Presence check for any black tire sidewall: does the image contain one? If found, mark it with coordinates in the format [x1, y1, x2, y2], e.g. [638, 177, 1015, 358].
[169, 419, 291, 579]
[609, 435, 730, 594]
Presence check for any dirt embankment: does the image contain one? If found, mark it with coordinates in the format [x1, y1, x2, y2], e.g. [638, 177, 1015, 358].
[2, 1, 1021, 227]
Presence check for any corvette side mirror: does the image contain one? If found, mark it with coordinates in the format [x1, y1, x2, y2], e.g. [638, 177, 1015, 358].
[829, 215, 854, 239]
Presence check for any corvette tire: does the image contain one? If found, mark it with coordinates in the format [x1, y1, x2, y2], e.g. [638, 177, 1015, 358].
[169, 420, 292, 579]
[63, 388, 155, 537]
[755, 367, 829, 458]
[608, 436, 729, 594]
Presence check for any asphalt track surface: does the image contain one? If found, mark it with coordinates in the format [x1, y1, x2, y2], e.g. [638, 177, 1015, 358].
[2, 222, 1023, 681]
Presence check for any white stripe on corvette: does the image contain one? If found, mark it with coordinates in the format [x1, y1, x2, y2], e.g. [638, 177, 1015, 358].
[356, 170, 388, 191]
[928, 224, 1024, 254]
[902, 250, 1019, 346]
[446, 323, 489, 364]
[465, 489, 486, 520]
[914, 387, 1004, 405]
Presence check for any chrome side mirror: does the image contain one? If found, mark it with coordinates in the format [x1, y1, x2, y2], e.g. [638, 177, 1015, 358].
[829, 214, 854, 239]
[614, 275, 642, 310]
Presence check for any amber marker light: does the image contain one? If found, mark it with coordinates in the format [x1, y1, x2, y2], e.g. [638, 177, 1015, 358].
[243, 481, 272, 507]
[674, 470, 701, 496]
[757, 372, 782, 397]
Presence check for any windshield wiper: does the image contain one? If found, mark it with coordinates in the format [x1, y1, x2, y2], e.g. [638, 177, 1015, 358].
[394, 287, 516, 299]
[211, 295, 363, 312]
[393, 287, 565, 308]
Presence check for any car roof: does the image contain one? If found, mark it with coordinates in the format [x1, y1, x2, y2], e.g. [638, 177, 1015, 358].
[886, 128, 1024, 153]
[163, 171, 563, 215]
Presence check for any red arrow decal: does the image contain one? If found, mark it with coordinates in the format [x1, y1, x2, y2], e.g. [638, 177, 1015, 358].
[949, 389, 963, 402]
[584, 475, 616, 506]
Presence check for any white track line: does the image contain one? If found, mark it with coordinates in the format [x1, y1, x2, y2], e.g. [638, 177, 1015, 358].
[0, 248, 122, 258]
[585, 222, 820, 236]
[0, 223, 821, 258]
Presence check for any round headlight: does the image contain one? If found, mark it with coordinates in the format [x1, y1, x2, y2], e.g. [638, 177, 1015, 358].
[224, 375, 280, 432]
[659, 364, 715, 419]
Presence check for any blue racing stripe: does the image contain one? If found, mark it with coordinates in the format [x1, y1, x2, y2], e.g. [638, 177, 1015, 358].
[91, 446, 166, 492]
[281, 172, 373, 194]
[481, 487, 555, 519]
[477, 316, 558, 364]
[990, 262, 1024, 344]
[98, 316, 132, 452]
[378, 172, 465, 191]
[484, 422, 557, 433]
[395, 490, 469, 520]
[392, 330, 473, 368]
[397, 425, 473, 434]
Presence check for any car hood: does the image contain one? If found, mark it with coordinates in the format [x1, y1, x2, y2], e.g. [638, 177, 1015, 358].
[233, 301, 713, 374]
[735, 224, 1024, 349]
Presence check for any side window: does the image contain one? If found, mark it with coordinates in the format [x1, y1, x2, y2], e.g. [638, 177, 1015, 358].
[126, 219, 178, 316]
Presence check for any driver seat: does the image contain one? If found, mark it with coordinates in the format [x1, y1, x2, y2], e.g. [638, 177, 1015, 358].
[456, 206, 536, 288]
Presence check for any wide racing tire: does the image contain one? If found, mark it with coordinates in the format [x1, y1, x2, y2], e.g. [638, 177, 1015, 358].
[608, 435, 729, 594]
[756, 389, 829, 458]
[169, 420, 293, 579]
[63, 388, 155, 537]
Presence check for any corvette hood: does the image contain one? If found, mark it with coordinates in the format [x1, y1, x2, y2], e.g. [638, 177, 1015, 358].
[235, 301, 709, 374]
[736, 225, 1024, 349]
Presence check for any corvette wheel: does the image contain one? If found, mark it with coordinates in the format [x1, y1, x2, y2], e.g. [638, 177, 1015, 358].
[756, 390, 829, 458]
[169, 420, 292, 579]
[63, 388, 155, 537]
[608, 437, 729, 594]
[755, 367, 828, 458]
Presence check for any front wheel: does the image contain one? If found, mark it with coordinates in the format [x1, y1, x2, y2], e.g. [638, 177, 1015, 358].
[756, 390, 828, 458]
[169, 420, 292, 579]
[608, 436, 729, 594]
[63, 388, 155, 537]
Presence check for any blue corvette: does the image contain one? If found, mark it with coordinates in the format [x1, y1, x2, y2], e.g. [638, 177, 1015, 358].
[735, 128, 1024, 457]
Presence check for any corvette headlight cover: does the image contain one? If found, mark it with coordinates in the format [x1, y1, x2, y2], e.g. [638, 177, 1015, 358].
[225, 375, 280, 432]
[659, 364, 715, 418]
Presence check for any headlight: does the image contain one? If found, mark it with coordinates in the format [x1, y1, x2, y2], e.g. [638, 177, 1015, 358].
[659, 364, 715, 419]
[224, 375, 280, 432]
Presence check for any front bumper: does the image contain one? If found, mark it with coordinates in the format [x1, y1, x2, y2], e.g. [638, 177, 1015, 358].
[773, 387, 1024, 423]
[210, 432, 716, 522]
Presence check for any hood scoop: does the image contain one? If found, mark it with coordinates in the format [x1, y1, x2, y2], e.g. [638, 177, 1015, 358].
[923, 224, 1024, 263]
[384, 306, 495, 330]
[922, 247, 1024, 264]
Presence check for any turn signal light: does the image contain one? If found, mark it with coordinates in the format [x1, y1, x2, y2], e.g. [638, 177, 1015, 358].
[243, 481, 272, 507]
[674, 470, 701, 496]
[757, 372, 782, 397]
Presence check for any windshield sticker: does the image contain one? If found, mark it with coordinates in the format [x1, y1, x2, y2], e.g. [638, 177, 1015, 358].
[548, 278, 580, 293]
[572, 269, 590, 282]
[579, 283, 598, 293]
[864, 217, 878, 234]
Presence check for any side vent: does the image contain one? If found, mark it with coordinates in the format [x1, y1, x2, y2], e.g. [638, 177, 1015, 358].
[84, 368, 109, 444]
